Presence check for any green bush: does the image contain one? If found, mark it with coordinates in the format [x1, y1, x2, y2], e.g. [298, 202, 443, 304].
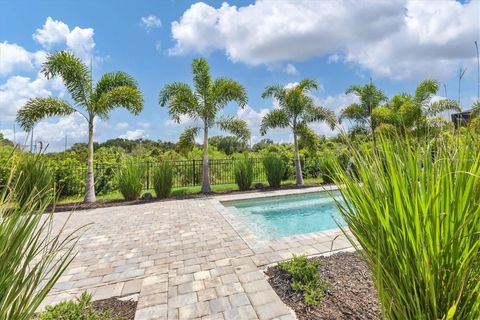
[37, 292, 123, 320]
[52, 158, 84, 196]
[234, 156, 253, 191]
[263, 153, 285, 188]
[153, 162, 174, 198]
[332, 135, 480, 319]
[279, 254, 326, 306]
[15, 154, 54, 207]
[1, 157, 79, 320]
[116, 161, 144, 200]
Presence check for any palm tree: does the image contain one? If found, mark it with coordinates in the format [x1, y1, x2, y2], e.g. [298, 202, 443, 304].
[260, 79, 336, 185]
[159, 58, 249, 193]
[16, 51, 143, 203]
[340, 83, 387, 145]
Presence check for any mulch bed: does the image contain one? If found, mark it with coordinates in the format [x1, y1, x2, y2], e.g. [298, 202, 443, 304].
[265, 251, 380, 320]
[50, 183, 325, 213]
[91, 297, 137, 320]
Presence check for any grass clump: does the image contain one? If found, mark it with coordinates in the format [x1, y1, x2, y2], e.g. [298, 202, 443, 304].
[234, 156, 253, 191]
[263, 153, 285, 188]
[116, 161, 144, 200]
[153, 162, 174, 198]
[15, 154, 54, 207]
[279, 254, 327, 306]
[36, 292, 124, 320]
[332, 134, 480, 319]
[1, 153, 80, 320]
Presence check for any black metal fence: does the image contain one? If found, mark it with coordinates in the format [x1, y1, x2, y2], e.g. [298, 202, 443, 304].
[54, 158, 272, 196]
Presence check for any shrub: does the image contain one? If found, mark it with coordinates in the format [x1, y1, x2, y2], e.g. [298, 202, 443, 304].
[153, 162, 174, 198]
[15, 154, 54, 207]
[332, 135, 480, 319]
[263, 153, 285, 188]
[37, 292, 123, 320]
[116, 161, 144, 200]
[0, 158, 79, 320]
[234, 156, 253, 191]
[279, 254, 326, 306]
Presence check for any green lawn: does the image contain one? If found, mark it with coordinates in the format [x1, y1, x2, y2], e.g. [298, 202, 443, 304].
[58, 178, 322, 204]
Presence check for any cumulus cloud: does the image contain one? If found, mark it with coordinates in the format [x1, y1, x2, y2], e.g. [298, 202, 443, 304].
[119, 129, 149, 140]
[33, 17, 95, 61]
[140, 15, 162, 31]
[0, 42, 47, 76]
[170, 0, 478, 80]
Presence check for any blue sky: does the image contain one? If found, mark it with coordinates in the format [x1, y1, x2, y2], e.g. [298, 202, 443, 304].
[0, 0, 479, 151]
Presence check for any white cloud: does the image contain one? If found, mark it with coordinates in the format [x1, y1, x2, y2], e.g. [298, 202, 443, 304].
[32, 17, 95, 61]
[284, 64, 299, 75]
[119, 129, 149, 140]
[137, 121, 151, 128]
[140, 15, 162, 31]
[170, 0, 479, 80]
[0, 42, 47, 76]
[0, 73, 64, 120]
[116, 122, 129, 130]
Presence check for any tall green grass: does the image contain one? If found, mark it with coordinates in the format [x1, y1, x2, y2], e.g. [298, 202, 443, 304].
[1, 157, 80, 320]
[263, 153, 285, 188]
[234, 156, 253, 191]
[332, 135, 480, 319]
[116, 161, 144, 201]
[153, 162, 174, 199]
[15, 154, 54, 207]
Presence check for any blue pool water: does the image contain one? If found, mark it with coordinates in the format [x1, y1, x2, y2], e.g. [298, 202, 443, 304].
[223, 191, 346, 239]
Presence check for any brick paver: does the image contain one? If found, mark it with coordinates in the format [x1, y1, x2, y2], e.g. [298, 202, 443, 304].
[42, 187, 353, 319]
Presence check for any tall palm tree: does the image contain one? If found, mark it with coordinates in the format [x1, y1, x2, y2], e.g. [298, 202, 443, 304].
[340, 83, 387, 145]
[159, 58, 249, 193]
[260, 79, 336, 185]
[16, 51, 143, 203]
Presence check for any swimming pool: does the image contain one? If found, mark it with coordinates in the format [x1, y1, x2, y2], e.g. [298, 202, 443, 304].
[223, 191, 346, 240]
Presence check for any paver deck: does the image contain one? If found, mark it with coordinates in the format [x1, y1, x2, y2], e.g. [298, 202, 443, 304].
[43, 187, 354, 319]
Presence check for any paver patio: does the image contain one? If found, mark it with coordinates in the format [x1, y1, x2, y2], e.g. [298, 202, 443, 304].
[42, 187, 354, 320]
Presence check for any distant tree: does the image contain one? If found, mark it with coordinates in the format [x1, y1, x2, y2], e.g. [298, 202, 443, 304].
[0, 133, 14, 147]
[159, 58, 249, 192]
[16, 51, 143, 203]
[209, 135, 247, 155]
[261, 79, 336, 185]
[340, 83, 387, 145]
[252, 139, 274, 152]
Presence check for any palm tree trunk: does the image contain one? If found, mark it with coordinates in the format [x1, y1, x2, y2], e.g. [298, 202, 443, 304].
[293, 131, 304, 185]
[84, 117, 96, 203]
[201, 125, 211, 193]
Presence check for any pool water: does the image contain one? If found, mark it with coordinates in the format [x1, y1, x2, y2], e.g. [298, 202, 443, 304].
[223, 191, 346, 239]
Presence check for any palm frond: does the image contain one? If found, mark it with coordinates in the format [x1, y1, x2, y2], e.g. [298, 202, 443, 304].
[261, 85, 286, 100]
[296, 78, 318, 93]
[192, 58, 211, 99]
[426, 99, 460, 116]
[339, 103, 367, 124]
[159, 83, 199, 123]
[260, 109, 290, 135]
[414, 79, 439, 106]
[217, 117, 251, 143]
[41, 51, 91, 108]
[95, 86, 143, 119]
[211, 78, 248, 110]
[176, 127, 199, 154]
[16, 97, 77, 131]
[93, 71, 139, 104]
[303, 105, 337, 129]
[469, 100, 480, 118]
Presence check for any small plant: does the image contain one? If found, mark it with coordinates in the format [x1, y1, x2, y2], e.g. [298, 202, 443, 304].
[15, 154, 54, 207]
[1, 157, 79, 320]
[263, 153, 285, 188]
[234, 156, 253, 191]
[36, 292, 124, 320]
[153, 162, 174, 198]
[279, 254, 327, 306]
[116, 161, 144, 200]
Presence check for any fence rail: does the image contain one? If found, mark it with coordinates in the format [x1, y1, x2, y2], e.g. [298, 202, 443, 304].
[55, 158, 281, 196]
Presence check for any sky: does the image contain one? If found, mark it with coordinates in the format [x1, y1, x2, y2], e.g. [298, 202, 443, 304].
[0, 0, 479, 151]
